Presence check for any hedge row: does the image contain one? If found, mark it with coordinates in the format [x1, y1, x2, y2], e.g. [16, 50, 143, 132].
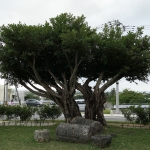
[0, 105, 62, 122]
[121, 106, 150, 125]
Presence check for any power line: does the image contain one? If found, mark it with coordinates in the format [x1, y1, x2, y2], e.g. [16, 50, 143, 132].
[94, 20, 150, 33]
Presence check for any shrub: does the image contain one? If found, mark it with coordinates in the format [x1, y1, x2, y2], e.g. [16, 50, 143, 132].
[0, 105, 6, 119]
[121, 106, 136, 123]
[19, 106, 36, 121]
[121, 105, 150, 125]
[5, 106, 14, 120]
[13, 105, 22, 119]
[37, 105, 62, 123]
[134, 106, 149, 125]
[36, 106, 47, 121]
[49, 105, 62, 121]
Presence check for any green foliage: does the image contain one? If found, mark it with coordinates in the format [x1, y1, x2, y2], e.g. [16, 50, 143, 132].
[50, 105, 62, 120]
[0, 105, 6, 119]
[0, 13, 150, 120]
[105, 88, 116, 104]
[121, 106, 136, 123]
[12, 105, 22, 119]
[5, 105, 14, 120]
[103, 109, 110, 114]
[0, 105, 61, 122]
[0, 105, 35, 121]
[37, 105, 62, 122]
[19, 106, 36, 121]
[36, 105, 48, 121]
[74, 94, 83, 99]
[120, 89, 145, 104]
[0, 13, 96, 86]
[134, 106, 149, 125]
[25, 92, 41, 100]
[121, 106, 150, 125]
[110, 89, 146, 104]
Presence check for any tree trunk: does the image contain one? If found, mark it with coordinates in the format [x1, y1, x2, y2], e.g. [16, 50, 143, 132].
[95, 92, 107, 126]
[85, 95, 97, 120]
[83, 90, 107, 126]
[55, 93, 81, 123]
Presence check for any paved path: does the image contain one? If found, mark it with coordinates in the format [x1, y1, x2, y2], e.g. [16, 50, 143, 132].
[56, 113, 126, 122]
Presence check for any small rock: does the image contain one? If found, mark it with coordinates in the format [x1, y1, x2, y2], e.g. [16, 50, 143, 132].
[34, 129, 50, 142]
[91, 134, 112, 148]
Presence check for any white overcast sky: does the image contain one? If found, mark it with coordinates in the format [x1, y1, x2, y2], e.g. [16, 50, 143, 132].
[0, 0, 150, 92]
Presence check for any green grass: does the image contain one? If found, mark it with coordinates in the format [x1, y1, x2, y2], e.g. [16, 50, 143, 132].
[0, 123, 150, 150]
[103, 109, 110, 114]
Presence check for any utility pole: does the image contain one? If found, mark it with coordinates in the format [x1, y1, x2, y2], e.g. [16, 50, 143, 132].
[116, 82, 119, 114]
[4, 79, 8, 104]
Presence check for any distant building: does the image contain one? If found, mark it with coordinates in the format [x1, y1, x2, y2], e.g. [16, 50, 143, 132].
[0, 84, 26, 105]
[0, 85, 12, 104]
[11, 89, 25, 104]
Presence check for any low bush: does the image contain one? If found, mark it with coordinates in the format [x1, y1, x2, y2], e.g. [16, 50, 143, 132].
[121, 105, 150, 125]
[0, 105, 6, 119]
[0, 105, 61, 122]
[37, 105, 62, 123]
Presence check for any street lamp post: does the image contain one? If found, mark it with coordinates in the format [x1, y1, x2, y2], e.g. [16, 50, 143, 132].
[116, 82, 119, 114]
[4, 79, 8, 104]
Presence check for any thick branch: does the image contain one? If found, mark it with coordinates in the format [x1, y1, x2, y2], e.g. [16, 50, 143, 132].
[48, 69, 64, 88]
[76, 82, 85, 94]
[83, 78, 92, 87]
[70, 54, 83, 85]
[69, 54, 83, 95]
[28, 81, 47, 94]
[95, 71, 104, 90]
[76, 78, 92, 96]
[99, 73, 122, 92]
[29, 58, 61, 98]
[62, 73, 68, 92]
[20, 81, 50, 98]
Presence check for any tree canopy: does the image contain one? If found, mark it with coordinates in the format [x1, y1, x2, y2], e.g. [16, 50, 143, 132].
[77, 25, 150, 92]
[0, 13, 96, 98]
[0, 13, 98, 121]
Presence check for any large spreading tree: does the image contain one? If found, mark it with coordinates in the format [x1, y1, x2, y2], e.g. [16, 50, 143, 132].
[76, 25, 150, 125]
[0, 13, 150, 125]
[0, 13, 97, 122]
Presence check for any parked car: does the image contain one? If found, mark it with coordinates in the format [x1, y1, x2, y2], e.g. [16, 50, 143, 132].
[40, 100, 51, 105]
[26, 99, 43, 107]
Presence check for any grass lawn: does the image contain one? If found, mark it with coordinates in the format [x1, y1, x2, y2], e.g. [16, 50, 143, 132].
[0, 123, 150, 150]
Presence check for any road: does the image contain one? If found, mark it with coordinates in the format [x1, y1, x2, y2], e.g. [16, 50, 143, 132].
[54, 113, 126, 122]
[104, 114, 126, 122]
[32, 108, 126, 122]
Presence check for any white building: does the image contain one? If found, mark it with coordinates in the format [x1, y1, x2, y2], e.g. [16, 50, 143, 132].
[0, 84, 26, 105]
[0, 85, 12, 104]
